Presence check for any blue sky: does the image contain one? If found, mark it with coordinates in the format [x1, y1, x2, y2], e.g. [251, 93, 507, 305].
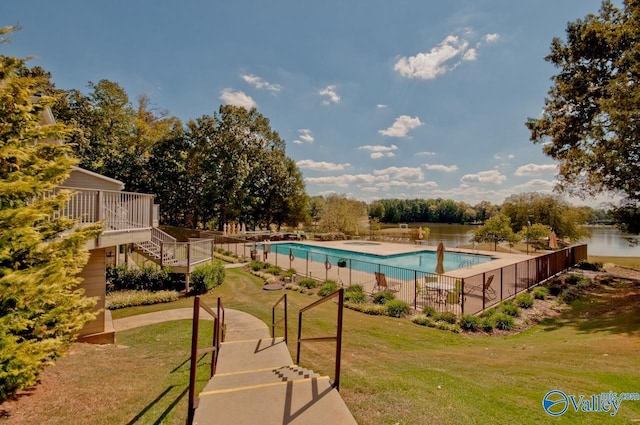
[2, 1, 620, 207]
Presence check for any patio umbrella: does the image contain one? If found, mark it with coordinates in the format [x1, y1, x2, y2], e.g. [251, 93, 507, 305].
[549, 231, 559, 250]
[418, 226, 424, 240]
[435, 241, 445, 274]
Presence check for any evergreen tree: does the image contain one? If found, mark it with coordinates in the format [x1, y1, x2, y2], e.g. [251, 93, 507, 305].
[0, 46, 102, 399]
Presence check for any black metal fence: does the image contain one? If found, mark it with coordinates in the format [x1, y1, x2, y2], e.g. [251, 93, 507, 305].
[267, 243, 588, 316]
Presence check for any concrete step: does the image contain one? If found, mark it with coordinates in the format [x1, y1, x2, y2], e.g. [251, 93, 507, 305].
[193, 375, 356, 425]
[213, 338, 291, 375]
[203, 365, 321, 392]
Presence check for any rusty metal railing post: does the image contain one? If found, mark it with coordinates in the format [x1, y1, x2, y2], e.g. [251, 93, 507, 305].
[187, 296, 201, 425]
[334, 288, 344, 390]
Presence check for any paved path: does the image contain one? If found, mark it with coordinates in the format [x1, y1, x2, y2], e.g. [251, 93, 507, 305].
[113, 308, 356, 425]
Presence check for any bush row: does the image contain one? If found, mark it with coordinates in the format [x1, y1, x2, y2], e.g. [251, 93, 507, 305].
[106, 290, 180, 309]
[106, 265, 184, 293]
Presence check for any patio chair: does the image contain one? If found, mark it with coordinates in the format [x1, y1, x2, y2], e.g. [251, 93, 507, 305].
[446, 280, 463, 305]
[483, 275, 496, 300]
[374, 272, 399, 293]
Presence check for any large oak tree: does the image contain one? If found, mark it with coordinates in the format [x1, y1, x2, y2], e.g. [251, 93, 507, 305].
[526, 0, 640, 233]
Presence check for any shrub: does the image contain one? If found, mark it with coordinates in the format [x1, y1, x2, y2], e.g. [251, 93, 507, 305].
[344, 285, 366, 303]
[373, 291, 395, 305]
[435, 321, 461, 333]
[298, 277, 318, 289]
[264, 266, 282, 276]
[515, 292, 534, 309]
[531, 286, 549, 300]
[345, 302, 387, 315]
[480, 317, 495, 332]
[578, 260, 603, 271]
[546, 277, 565, 296]
[106, 290, 179, 309]
[561, 286, 582, 303]
[106, 265, 180, 293]
[435, 311, 458, 324]
[190, 261, 225, 295]
[565, 274, 583, 285]
[412, 314, 434, 327]
[494, 313, 515, 330]
[386, 300, 410, 317]
[318, 280, 339, 297]
[345, 284, 364, 293]
[459, 314, 480, 332]
[499, 300, 521, 317]
[422, 306, 438, 317]
[250, 261, 268, 271]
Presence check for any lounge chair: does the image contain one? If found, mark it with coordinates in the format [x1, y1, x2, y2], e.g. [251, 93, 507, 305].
[483, 275, 496, 300]
[374, 272, 399, 292]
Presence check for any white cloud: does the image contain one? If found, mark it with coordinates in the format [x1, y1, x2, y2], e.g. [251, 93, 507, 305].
[379, 115, 423, 138]
[394, 31, 499, 80]
[415, 151, 436, 156]
[511, 179, 555, 191]
[462, 48, 477, 61]
[424, 163, 459, 172]
[241, 74, 281, 92]
[494, 153, 515, 160]
[293, 129, 314, 144]
[377, 104, 388, 108]
[376, 181, 438, 190]
[371, 152, 395, 159]
[374, 166, 424, 181]
[394, 35, 470, 80]
[296, 159, 350, 171]
[305, 174, 377, 187]
[483, 33, 500, 43]
[514, 163, 558, 176]
[358, 144, 398, 159]
[460, 169, 506, 185]
[220, 88, 256, 109]
[319, 85, 340, 104]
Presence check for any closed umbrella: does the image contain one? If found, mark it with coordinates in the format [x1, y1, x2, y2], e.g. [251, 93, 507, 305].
[549, 231, 559, 250]
[418, 226, 424, 240]
[435, 241, 445, 274]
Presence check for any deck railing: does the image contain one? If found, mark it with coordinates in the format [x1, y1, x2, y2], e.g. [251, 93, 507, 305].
[54, 186, 155, 232]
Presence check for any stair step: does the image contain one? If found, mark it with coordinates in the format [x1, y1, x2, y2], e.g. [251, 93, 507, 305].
[194, 375, 356, 425]
[214, 338, 291, 375]
[202, 365, 321, 392]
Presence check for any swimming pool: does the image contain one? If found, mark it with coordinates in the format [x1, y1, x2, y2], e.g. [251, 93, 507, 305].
[262, 242, 493, 274]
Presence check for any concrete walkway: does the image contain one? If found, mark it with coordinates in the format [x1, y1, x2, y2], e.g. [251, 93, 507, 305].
[113, 308, 356, 425]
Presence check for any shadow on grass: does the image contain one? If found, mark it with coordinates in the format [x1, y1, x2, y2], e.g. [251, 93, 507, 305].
[542, 280, 640, 336]
[125, 385, 188, 425]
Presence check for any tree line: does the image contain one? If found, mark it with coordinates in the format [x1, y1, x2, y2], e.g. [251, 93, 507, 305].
[23, 74, 308, 231]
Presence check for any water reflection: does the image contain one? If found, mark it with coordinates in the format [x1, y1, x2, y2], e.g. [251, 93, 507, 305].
[418, 223, 640, 257]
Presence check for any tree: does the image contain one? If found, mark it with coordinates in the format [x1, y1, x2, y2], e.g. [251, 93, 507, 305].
[0, 45, 101, 399]
[318, 195, 367, 234]
[501, 193, 590, 242]
[526, 0, 640, 233]
[472, 214, 519, 250]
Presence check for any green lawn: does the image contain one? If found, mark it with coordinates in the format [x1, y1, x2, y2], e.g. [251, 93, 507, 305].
[3, 266, 638, 424]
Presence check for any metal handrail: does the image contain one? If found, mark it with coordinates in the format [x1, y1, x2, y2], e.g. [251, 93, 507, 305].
[187, 296, 225, 425]
[271, 293, 288, 344]
[296, 288, 344, 390]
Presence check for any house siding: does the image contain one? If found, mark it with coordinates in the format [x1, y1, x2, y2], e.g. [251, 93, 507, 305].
[63, 169, 123, 191]
[78, 248, 107, 337]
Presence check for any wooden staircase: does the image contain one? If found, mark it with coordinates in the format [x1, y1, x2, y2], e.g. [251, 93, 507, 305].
[133, 227, 179, 266]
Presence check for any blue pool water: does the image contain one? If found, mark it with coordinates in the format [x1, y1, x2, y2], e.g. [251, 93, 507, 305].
[262, 242, 493, 274]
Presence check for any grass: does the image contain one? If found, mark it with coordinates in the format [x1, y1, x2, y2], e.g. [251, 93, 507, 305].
[2, 267, 639, 424]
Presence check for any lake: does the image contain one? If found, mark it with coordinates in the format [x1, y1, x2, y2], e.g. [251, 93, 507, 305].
[418, 223, 640, 257]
